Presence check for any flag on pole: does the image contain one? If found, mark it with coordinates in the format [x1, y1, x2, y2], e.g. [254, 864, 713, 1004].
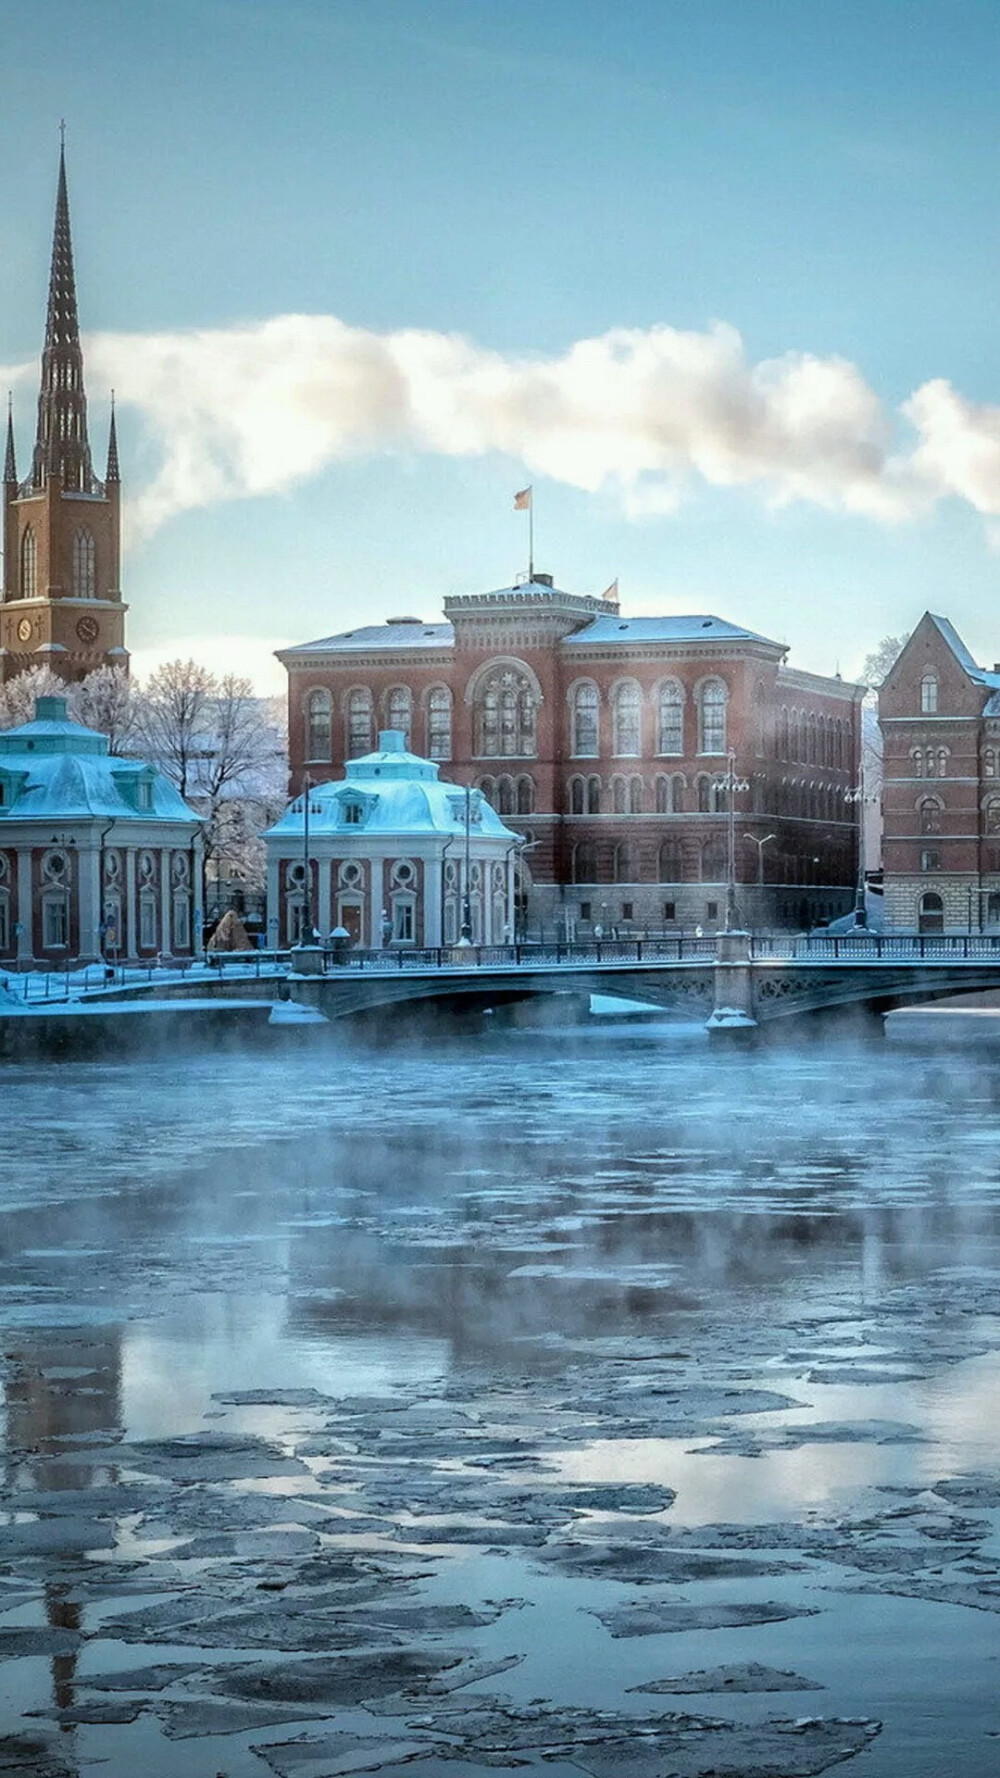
[513, 486, 532, 510]
[602, 579, 618, 601]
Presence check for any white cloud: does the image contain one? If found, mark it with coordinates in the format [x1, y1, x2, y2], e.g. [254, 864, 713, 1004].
[5, 311, 1000, 537]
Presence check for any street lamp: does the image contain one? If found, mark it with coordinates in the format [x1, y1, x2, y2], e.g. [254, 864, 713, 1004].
[742, 832, 776, 929]
[844, 781, 876, 926]
[720, 752, 751, 931]
[459, 783, 473, 944]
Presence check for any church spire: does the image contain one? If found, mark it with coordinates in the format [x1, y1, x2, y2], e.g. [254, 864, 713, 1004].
[105, 393, 120, 485]
[30, 139, 97, 495]
[3, 396, 15, 485]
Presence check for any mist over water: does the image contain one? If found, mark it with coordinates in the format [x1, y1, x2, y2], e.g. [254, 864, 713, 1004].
[1, 1022, 999, 1776]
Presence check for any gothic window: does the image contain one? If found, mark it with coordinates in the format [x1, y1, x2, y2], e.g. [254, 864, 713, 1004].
[612, 680, 642, 756]
[347, 688, 373, 757]
[658, 838, 683, 882]
[657, 679, 684, 755]
[572, 842, 597, 884]
[571, 682, 599, 757]
[516, 775, 535, 815]
[700, 835, 727, 880]
[20, 528, 36, 600]
[587, 775, 601, 813]
[72, 528, 96, 598]
[920, 673, 939, 714]
[628, 776, 643, 814]
[569, 776, 585, 815]
[475, 665, 537, 758]
[918, 798, 942, 835]
[306, 689, 332, 762]
[698, 678, 728, 754]
[386, 686, 412, 748]
[427, 686, 452, 760]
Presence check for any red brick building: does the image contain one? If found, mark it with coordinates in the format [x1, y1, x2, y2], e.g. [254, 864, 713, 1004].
[2, 146, 127, 683]
[279, 576, 863, 934]
[880, 612, 1000, 933]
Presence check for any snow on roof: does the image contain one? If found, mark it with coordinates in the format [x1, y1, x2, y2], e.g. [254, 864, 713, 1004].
[927, 614, 1000, 690]
[281, 622, 454, 656]
[0, 699, 199, 824]
[562, 614, 781, 648]
[266, 732, 519, 844]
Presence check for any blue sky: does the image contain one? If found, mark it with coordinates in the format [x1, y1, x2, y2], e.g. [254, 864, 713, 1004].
[2, 0, 999, 689]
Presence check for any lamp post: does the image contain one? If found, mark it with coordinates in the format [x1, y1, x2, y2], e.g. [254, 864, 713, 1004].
[721, 752, 751, 931]
[301, 771, 313, 942]
[459, 783, 473, 944]
[844, 781, 875, 926]
[742, 832, 776, 930]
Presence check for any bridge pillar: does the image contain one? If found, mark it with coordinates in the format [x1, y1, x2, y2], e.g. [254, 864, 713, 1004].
[706, 930, 757, 1039]
[290, 944, 325, 977]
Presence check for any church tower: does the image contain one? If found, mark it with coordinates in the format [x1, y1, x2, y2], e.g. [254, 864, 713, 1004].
[2, 144, 128, 683]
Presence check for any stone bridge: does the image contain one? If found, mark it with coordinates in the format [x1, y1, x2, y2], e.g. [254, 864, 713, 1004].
[284, 933, 1000, 1035]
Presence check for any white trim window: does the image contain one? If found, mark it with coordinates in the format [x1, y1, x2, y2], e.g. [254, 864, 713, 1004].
[571, 682, 599, 757]
[698, 678, 728, 755]
[427, 686, 452, 761]
[139, 892, 158, 950]
[306, 689, 333, 762]
[43, 895, 68, 949]
[657, 680, 684, 755]
[612, 681, 642, 757]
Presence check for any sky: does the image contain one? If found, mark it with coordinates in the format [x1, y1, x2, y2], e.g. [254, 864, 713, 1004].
[2, 0, 999, 692]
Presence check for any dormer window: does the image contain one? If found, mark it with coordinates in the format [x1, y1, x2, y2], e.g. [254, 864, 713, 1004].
[343, 801, 364, 826]
[136, 779, 153, 811]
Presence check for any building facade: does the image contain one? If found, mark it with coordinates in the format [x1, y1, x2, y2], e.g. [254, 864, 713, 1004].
[880, 612, 1000, 933]
[0, 697, 202, 966]
[279, 577, 864, 933]
[265, 730, 519, 948]
[2, 147, 127, 683]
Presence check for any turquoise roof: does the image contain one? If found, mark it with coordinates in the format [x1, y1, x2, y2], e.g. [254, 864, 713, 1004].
[0, 697, 200, 825]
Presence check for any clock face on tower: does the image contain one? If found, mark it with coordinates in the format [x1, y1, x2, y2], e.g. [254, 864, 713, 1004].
[76, 616, 100, 645]
[17, 618, 32, 643]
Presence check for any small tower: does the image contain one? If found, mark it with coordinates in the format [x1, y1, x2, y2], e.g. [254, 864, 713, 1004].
[1, 142, 128, 684]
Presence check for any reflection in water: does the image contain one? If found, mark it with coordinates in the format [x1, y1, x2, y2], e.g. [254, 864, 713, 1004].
[0, 1025, 999, 1777]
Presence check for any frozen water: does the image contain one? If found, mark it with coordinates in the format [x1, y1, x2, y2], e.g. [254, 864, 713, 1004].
[1, 1024, 1000, 1775]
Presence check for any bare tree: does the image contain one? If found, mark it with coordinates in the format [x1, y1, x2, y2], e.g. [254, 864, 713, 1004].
[861, 633, 910, 695]
[132, 659, 215, 800]
[0, 665, 72, 729]
[72, 665, 137, 754]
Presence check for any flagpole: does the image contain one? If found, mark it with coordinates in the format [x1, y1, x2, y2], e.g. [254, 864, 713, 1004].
[528, 492, 534, 581]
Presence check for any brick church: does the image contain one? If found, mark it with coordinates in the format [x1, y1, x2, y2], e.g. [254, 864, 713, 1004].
[280, 578, 865, 935]
[2, 145, 127, 682]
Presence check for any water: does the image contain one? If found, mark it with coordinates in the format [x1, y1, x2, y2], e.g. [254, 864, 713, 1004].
[1, 1020, 999, 1776]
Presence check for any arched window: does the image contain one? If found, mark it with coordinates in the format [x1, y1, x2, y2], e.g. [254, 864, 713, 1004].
[571, 682, 599, 757]
[659, 838, 683, 882]
[587, 775, 601, 813]
[516, 774, 535, 815]
[427, 686, 452, 760]
[921, 673, 939, 714]
[919, 797, 942, 835]
[835, 720, 844, 770]
[657, 680, 684, 755]
[807, 712, 817, 764]
[612, 680, 642, 756]
[479, 775, 497, 804]
[613, 842, 634, 883]
[20, 528, 36, 600]
[72, 527, 96, 598]
[612, 775, 628, 814]
[569, 776, 585, 815]
[985, 798, 1000, 836]
[778, 707, 789, 760]
[305, 689, 332, 762]
[701, 836, 727, 880]
[573, 842, 597, 884]
[918, 891, 944, 935]
[386, 686, 412, 748]
[655, 774, 672, 814]
[475, 664, 537, 757]
[628, 776, 643, 814]
[496, 774, 517, 816]
[698, 678, 727, 754]
[985, 748, 998, 778]
[347, 688, 373, 757]
[697, 774, 712, 814]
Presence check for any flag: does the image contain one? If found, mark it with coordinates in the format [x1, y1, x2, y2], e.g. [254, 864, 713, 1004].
[602, 579, 618, 601]
[513, 487, 532, 510]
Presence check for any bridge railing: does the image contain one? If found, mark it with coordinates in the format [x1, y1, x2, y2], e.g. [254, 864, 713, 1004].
[747, 932, 1000, 962]
[317, 936, 719, 972]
